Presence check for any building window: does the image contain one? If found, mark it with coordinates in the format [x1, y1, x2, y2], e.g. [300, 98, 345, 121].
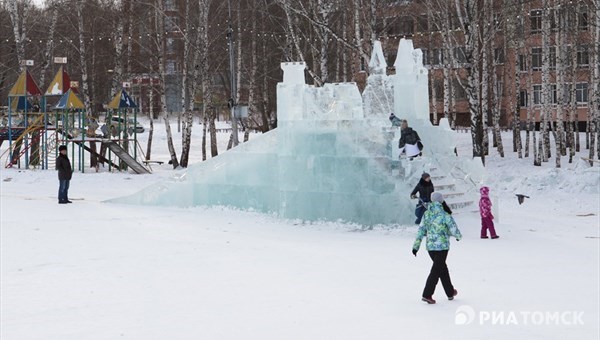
[530, 10, 542, 33]
[454, 47, 467, 64]
[165, 16, 178, 32]
[516, 16, 524, 38]
[533, 85, 542, 105]
[519, 90, 528, 107]
[550, 84, 557, 104]
[549, 9, 558, 30]
[577, 46, 589, 67]
[166, 60, 176, 74]
[416, 15, 428, 32]
[453, 79, 467, 100]
[518, 54, 527, 72]
[399, 16, 414, 36]
[434, 80, 443, 100]
[432, 49, 444, 65]
[494, 47, 504, 64]
[449, 12, 461, 30]
[562, 84, 572, 104]
[165, 0, 175, 11]
[531, 48, 542, 70]
[387, 53, 396, 67]
[166, 38, 174, 53]
[549, 46, 556, 70]
[576, 83, 588, 104]
[421, 49, 429, 65]
[578, 6, 588, 30]
[495, 81, 504, 98]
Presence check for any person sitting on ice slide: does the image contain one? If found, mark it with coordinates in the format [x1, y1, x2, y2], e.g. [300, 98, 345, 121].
[398, 119, 423, 159]
[412, 192, 462, 304]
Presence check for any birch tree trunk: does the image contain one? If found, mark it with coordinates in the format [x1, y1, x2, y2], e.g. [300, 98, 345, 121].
[353, 0, 362, 77]
[481, 0, 491, 156]
[341, 5, 348, 82]
[280, 0, 323, 86]
[146, 88, 154, 161]
[540, 1, 551, 162]
[77, 2, 92, 116]
[553, 5, 564, 168]
[40, 2, 58, 86]
[247, 0, 259, 137]
[153, 0, 178, 167]
[534, 132, 543, 166]
[593, 3, 600, 164]
[492, 62, 504, 157]
[513, 44, 523, 158]
[202, 112, 207, 161]
[508, 1, 523, 157]
[111, 0, 125, 97]
[179, 0, 193, 167]
[227, 1, 243, 150]
[442, 64, 450, 125]
[260, 14, 271, 132]
[569, 25, 579, 159]
[8, 0, 28, 69]
[525, 47, 534, 158]
[586, 3, 600, 165]
[317, 0, 332, 83]
[164, 116, 179, 168]
[453, 0, 484, 162]
[196, 0, 217, 157]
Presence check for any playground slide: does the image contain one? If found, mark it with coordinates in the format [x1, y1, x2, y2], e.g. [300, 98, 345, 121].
[55, 130, 149, 174]
[102, 140, 150, 174]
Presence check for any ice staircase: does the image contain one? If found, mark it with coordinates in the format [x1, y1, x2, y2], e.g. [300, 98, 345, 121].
[398, 156, 478, 215]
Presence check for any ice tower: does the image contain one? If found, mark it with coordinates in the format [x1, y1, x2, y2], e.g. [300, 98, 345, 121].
[112, 39, 483, 225]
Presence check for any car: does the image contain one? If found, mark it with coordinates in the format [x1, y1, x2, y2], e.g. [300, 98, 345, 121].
[109, 116, 145, 133]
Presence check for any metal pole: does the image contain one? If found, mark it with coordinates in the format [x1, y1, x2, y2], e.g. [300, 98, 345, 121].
[24, 95, 28, 168]
[134, 108, 138, 160]
[227, 0, 239, 146]
[43, 96, 48, 169]
[81, 110, 85, 173]
[71, 110, 75, 170]
[8, 97, 12, 152]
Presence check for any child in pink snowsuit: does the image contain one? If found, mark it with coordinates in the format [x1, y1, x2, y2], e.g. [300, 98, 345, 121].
[480, 186, 499, 239]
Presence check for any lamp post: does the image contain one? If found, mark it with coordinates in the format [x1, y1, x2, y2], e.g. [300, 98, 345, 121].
[227, 0, 239, 146]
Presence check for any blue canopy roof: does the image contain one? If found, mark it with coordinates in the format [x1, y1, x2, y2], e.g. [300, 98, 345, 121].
[107, 89, 138, 109]
[10, 96, 34, 111]
[53, 89, 85, 110]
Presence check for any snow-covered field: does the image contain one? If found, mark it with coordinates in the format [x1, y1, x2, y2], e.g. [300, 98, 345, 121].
[1, 121, 599, 340]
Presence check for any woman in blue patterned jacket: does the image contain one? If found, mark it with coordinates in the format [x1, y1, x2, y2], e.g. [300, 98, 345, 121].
[412, 192, 462, 304]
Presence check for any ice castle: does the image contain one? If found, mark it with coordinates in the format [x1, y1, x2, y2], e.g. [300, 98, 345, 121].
[113, 39, 483, 225]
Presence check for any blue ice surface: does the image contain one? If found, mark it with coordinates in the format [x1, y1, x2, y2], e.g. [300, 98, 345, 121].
[111, 119, 433, 225]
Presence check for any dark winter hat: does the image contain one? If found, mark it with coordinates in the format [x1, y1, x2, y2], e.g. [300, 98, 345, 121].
[431, 192, 444, 203]
[421, 172, 430, 180]
[59, 145, 67, 151]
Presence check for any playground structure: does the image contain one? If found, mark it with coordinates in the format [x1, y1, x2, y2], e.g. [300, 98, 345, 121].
[0, 64, 150, 174]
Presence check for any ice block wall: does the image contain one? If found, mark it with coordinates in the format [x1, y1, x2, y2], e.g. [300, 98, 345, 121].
[111, 39, 482, 225]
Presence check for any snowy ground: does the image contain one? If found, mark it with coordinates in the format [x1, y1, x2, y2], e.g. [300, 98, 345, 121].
[1, 122, 599, 340]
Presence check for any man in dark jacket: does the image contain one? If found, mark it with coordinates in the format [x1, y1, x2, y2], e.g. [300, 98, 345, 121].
[56, 145, 73, 204]
[411, 172, 434, 224]
[398, 120, 422, 158]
